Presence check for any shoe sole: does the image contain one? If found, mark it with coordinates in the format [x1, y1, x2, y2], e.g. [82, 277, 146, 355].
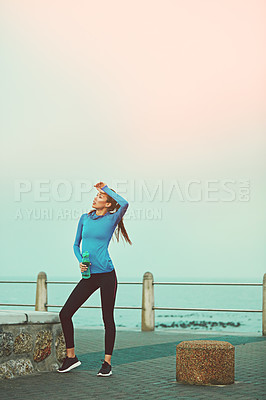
[97, 371, 112, 376]
[57, 360, 81, 373]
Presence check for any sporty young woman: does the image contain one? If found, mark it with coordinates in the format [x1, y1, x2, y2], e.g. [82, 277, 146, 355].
[57, 181, 132, 376]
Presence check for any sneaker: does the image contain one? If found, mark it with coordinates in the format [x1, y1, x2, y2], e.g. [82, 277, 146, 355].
[97, 359, 112, 376]
[57, 356, 81, 373]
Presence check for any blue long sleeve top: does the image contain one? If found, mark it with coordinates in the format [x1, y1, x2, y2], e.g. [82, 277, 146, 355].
[73, 184, 129, 274]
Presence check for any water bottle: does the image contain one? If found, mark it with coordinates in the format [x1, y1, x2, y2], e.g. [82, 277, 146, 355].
[81, 251, 91, 279]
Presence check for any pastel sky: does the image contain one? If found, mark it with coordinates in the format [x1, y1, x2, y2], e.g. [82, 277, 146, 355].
[0, 0, 265, 282]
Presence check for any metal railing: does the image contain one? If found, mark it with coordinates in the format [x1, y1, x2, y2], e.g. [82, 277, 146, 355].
[0, 272, 265, 335]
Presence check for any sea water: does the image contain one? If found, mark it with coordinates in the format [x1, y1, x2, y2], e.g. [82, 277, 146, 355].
[0, 275, 262, 334]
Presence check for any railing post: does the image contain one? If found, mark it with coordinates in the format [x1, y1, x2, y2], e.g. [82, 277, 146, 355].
[35, 271, 47, 311]
[141, 271, 154, 331]
[263, 273, 266, 336]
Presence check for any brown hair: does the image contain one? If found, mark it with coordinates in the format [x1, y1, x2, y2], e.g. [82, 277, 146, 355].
[88, 188, 132, 245]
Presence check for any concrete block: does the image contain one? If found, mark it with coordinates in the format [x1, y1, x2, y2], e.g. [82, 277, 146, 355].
[176, 340, 235, 385]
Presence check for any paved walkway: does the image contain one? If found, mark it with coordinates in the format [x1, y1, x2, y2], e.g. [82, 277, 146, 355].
[1, 328, 265, 399]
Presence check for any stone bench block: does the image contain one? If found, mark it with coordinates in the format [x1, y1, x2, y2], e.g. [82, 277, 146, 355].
[176, 340, 235, 386]
[0, 311, 27, 325]
[26, 311, 60, 324]
[0, 310, 66, 379]
[0, 311, 60, 325]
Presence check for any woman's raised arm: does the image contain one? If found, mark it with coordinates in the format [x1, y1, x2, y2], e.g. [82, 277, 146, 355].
[101, 184, 129, 223]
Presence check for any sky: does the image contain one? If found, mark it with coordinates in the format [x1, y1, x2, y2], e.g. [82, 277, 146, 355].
[0, 0, 265, 282]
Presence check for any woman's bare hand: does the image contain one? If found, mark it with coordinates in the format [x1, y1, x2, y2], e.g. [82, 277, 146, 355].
[79, 262, 91, 272]
[94, 182, 106, 193]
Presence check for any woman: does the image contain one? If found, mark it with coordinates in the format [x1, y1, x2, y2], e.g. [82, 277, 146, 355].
[57, 181, 132, 376]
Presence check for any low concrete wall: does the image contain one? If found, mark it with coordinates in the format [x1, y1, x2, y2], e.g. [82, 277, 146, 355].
[0, 310, 66, 379]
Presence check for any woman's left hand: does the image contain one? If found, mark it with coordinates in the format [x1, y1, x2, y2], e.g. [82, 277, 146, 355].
[94, 182, 106, 192]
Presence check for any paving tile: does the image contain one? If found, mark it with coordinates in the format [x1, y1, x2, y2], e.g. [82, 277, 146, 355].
[0, 328, 265, 400]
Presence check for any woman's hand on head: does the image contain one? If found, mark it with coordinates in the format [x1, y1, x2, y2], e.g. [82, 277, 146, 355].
[94, 182, 106, 193]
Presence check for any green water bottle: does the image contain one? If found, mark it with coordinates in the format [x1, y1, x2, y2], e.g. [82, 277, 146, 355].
[81, 251, 91, 279]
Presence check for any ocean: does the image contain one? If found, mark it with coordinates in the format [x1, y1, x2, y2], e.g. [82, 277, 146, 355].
[0, 275, 263, 334]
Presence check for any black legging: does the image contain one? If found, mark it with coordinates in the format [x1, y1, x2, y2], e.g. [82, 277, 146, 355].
[59, 269, 117, 355]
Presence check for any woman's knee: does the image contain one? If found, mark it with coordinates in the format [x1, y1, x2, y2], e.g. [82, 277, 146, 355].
[59, 307, 70, 321]
[102, 313, 115, 328]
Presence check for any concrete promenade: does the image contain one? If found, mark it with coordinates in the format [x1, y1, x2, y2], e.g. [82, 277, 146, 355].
[1, 327, 265, 400]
